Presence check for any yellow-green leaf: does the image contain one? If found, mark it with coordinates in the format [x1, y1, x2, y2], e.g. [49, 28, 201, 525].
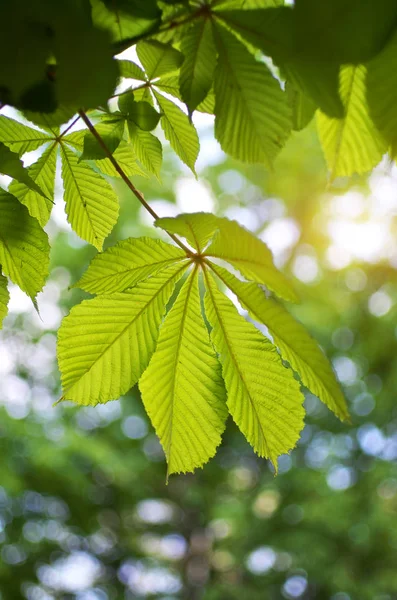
[95, 141, 148, 178]
[155, 212, 218, 252]
[317, 65, 386, 179]
[140, 268, 227, 476]
[127, 124, 162, 178]
[204, 271, 304, 469]
[210, 263, 349, 421]
[0, 115, 50, 155]
[137, 40, 184, 80]
[9, 142, 56, 226]
[58, 262, 188, 406]
[205, 217, 298, 302]
[213, 21, 291, 166]
[0, 190, 49, 301]
[60, 144, 119, 250]
[153, 90, 199, 174]
[74, 237, 187, 294]
[179, 18, 217, 114]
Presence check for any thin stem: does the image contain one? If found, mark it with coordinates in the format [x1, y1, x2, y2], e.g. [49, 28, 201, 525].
[59, 115, 81, 140]
[78, 109, 194, 256]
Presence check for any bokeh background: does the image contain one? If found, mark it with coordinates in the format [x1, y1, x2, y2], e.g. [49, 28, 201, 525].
[1, 106, 397, 599]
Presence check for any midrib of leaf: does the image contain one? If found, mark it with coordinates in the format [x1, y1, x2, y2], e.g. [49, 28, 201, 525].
[330, 66, 356, 179]
[203, 266, 270, 457]
[166, 265, 197, 474]
[64, 262, 189, 395]
[214, 19, 277, 159]
[60, 142, 99, 247]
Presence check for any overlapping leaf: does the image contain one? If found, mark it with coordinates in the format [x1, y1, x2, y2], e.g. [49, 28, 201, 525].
[60, 144, 119, 250]
[204, 271, 304, 468]
[212, 21, 291, 166]
[58, 262, 188, 406]
[317, 65, 387, 178]
[140, 268, 227, 476]
[74, 237, 186, 294]
[0, 115, 50, 155]
[0, 190, 49, 302]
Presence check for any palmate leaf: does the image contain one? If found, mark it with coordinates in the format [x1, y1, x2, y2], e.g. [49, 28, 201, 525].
[212, 21, 291, 166]
[156, 212, 297, 301]
[118, 59, 146, 81]
[58, 262, 188, 406]
[286, 81, 316, 131]
[74, 237, 186, 294]
[0, 272, 9, 329]
[137, 40, 184, 80]
[204, 270, 304, 468]
[154, 90, 199, 174]
[140, 268, 227, 476]
[0, 190, 49, 302]
[179, 17, 217, 114]
[9, 142, 57, 226]
[0, 115, 50, 155]
[210, 263, 348, 420]
[60, 144, 119, 250]
[317, 65, 387, 179]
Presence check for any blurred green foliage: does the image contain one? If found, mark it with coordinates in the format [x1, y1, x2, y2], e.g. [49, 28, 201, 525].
[1, 123, 397, 599]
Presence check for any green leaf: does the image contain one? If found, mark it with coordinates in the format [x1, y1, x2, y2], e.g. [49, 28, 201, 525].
[127, 124, 163, 178]
[9, 143, 57, 227]
[140, 268, 227, 476]
[367, 30, 397, 155]
[153, 90, 199, 174]
[210, 263, 349, 421]
[216, 8, 344, 118]
[80, 119, 125, 161]
[196, 88, 215, 114]
[154, 76, 182, 100]
[118, 60, 147, 81]
[212, 21, 291, 166]
[204, 271, 304, 469]
[317, 65, 387, 179]
[0, 273, 9, 329]
[0, 190, 49, 301]
[0, 142, 48, 198]
[74, 237, 186, 294]
[294, 0, 397, 65]
[95, 141, 148, 178]
[137, 40, 184, 80]
[118, 93, 161, 131]
[155, 212, 219, 252]
[286, 81, 316, 131]
[91, 0, 162, 49]
[0, 115, 50, 155]
[60, 144, 119, 250]
[179, 18, 217, 114]
[204, 217, 298, 302]
[58, 262, 188, 406]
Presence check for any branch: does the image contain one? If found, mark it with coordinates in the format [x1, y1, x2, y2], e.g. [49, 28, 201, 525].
[78, 110, 194, 256]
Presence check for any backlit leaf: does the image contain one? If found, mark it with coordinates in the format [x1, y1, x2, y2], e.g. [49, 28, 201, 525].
[58, 263, 188, 405]
[0, 142, 47, 198]
[210, 263, 349, 421]
[9, 142, 56, 226]
[0, 115, 50, 155]
[60, 144, 119, 250]
[317, 65, 387, 178]
[74, 237, 186, 294]
[140, 268, 227, 475]
[0, 273, 9, 329]
[118, 93, 161, 131]
[80, 119, 125, 161]
[127, 124, 163, 178]
[137, 40, 184, 80]
[0, 190, 49, 301]
[154, 90, 199, 174]
[204, 270, 304, 469]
